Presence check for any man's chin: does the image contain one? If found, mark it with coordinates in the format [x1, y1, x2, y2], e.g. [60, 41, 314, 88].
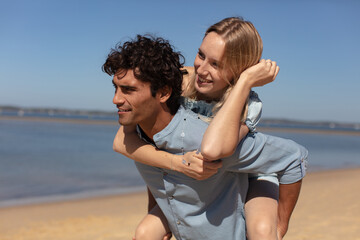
[118, 120, 126, 125]
[118, 119, 133, 126]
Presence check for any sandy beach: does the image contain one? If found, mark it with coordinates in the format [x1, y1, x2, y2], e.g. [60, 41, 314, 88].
[0, 168, 359, 240]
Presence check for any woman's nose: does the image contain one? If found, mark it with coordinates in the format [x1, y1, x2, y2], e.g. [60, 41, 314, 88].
[197, 62, 209, 76]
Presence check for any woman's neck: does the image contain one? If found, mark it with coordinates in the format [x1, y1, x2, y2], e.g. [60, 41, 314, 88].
[195, 90, 225, 103]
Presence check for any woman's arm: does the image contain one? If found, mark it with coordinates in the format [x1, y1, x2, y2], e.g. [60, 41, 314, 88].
[201, 59, 279, 160]
[113, 125, 222, 180]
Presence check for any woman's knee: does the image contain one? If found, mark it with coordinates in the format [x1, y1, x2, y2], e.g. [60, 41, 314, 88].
[135, 222, 152, 240]
[247, 218, 278, 240]
[134, 211, 168, 240]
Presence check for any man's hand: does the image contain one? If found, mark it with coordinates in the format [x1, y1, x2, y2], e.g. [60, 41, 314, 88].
[239, 59, 280, 88]
[176, 151, 222, 180]
[162, 232, 172, 240]
[277, 224, 287, 240]
[277, 180, 303, 240]
[133, 232, 172, 240]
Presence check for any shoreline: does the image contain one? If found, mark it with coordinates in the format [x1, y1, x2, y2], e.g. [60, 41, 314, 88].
[2, 115, 360, 136]
[1, 168, 360, 240]
[0, 115, 118, 126]
[0, 186, 147, 209]
[0, 166, 357, 210]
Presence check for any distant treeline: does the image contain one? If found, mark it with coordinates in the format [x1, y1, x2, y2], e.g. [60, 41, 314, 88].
[0, 106, 115, 117]
[1, 105, 359, 130]
[259, 119, 359, 130]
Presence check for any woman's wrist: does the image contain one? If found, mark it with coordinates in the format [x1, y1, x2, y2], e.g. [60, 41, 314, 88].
[233, 78, 252, 98]
[236, 74, 253, 91]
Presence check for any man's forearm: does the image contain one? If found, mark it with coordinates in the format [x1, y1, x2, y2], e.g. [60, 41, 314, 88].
[147, 187, 157, 212]
[277, 180, 302, 238]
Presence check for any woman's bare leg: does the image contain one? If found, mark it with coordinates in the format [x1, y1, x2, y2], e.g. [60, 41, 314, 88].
[134, 204, 171, 240]
[245, 178, 279, 240]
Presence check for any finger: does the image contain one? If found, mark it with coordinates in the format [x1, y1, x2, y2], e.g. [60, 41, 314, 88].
[163, 234, 171, 240]
[201, 157, 215, 162]
[265, 59, 272, 63]
[274, 66, 280, 80]
[265, 59, 273, 70]
[197, 174, 212, 180]
[195, 152, 217, 162]
[204, 160, 222, 170]
[199, 170, 218, 179]
[269, 61, 277, 76]
[259, 59, 266, 63]
[193, 152, 204, 159]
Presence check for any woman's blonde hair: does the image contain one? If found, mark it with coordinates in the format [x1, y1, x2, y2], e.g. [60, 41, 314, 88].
[183, 17, 263, 121]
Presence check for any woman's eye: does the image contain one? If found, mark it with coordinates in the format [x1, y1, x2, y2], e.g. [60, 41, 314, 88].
[211, 62, 218, 68]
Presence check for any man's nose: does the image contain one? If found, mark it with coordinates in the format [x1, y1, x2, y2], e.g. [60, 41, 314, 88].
[113, 91, 125, 105]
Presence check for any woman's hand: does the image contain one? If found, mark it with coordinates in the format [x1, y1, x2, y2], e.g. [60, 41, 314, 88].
[174, 151, 222, 180]
[239, 59, 280, 88]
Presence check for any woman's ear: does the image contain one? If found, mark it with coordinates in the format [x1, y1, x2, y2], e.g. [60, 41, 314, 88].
[158, 86, 172, 103]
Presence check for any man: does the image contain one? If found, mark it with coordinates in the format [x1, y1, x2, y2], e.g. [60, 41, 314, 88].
[103, 35, 307, 239]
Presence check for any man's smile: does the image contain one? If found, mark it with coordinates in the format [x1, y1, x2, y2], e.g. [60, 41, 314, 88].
[116, 106, 131, 114]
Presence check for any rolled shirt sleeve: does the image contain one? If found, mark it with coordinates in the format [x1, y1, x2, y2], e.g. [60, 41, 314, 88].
[245, 90, 262, 132]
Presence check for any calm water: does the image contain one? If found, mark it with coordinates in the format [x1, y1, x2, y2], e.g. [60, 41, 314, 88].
[0, 118, 359, 207]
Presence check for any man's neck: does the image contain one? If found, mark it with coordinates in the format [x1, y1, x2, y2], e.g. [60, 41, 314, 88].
[139, 110, 174, 141]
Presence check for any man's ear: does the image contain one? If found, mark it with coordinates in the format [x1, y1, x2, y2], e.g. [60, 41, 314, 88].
[158, 86, 172, 103]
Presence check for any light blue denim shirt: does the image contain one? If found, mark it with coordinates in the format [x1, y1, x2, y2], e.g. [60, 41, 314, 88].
[135, 105, 308, 240]
[183, 90, 262, 132]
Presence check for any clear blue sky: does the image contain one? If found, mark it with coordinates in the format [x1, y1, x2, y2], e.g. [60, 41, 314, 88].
[1, 0, 359, 123]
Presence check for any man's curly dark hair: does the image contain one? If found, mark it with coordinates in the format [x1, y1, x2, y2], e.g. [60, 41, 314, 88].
[102, 35, 185, 115]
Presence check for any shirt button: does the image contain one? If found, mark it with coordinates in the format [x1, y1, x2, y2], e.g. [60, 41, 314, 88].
[176, 220, 181, 225]
[169, 196, 174, 200]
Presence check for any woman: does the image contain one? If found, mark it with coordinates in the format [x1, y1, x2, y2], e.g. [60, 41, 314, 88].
[114, 17, 299, 240]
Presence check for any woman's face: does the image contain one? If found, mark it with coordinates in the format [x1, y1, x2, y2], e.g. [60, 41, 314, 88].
[194, 32, 231, 101]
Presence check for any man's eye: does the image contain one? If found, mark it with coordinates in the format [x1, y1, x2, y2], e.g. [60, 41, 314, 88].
[197, 51, 205, 60]
[121, 87, 135, 93]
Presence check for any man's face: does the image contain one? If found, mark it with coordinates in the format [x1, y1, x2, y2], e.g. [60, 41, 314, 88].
[112, 69, 161, 127]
